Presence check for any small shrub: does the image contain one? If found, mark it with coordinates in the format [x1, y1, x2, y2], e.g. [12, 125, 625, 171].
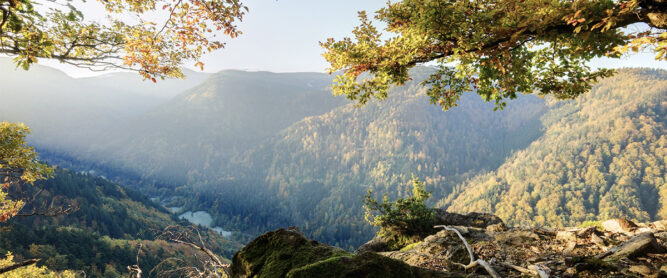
[362, 176, 435, 250]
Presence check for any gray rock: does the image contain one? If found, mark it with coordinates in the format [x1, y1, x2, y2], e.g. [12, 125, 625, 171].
[651, 220, 667, 231]
[590, 233, 605, 245]
[557, 231, 577, 242]
[597, 232, 665, 260]
[357, 235, 389, 253]
[577, 226, 598, 237]
[433, 209, 503, 228]
[601, 218, 637, 234]
[628, 265, 653, 277]
[495, 230, 541, 245]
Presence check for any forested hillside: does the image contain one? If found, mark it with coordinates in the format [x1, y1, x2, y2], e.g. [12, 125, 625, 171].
[107, 68, 548, 249]
[4, 65, 665, 252]
[0, 168, 241, 277]
[445, 68, 666, 227]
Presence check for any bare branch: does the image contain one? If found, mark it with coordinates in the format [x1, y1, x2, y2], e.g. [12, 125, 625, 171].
[434, 225, 501, 278]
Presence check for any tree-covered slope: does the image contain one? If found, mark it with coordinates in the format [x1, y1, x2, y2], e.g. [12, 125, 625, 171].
[445, 68, 667, 227]
[171, 68, 547, 249]
[0, 168, 241, 277]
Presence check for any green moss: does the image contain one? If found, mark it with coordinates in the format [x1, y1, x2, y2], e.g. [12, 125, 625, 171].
[286, 251, 419, 278]
[231, 228, 454, 278]
[399, 241, 422, 252]
[231, 229, 353, 278]
[380, 230, 423, 251]
[579, 220, 603, 230]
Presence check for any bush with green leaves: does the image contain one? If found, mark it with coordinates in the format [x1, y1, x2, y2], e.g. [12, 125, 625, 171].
[363, 176, 435, 249]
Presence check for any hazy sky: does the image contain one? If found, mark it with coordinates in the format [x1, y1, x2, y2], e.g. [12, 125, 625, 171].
[40, 0, 666, 77]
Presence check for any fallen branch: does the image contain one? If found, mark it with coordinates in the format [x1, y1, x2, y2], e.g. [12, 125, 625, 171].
[434, 225, 500, 278]
[0, 259, 39, 275]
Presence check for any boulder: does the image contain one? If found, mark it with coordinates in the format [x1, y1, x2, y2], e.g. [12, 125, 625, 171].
[597, 233, 665, 260]
[357, 236, 389, 253]
[380, 251, 435, 267]
[231, 228, 349, 278]
[287, 251, 458, 278]
[601, 218, 637, 234]
[231, 228, 454, 278]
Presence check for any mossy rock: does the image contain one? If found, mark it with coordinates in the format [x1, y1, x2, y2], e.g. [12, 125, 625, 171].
[231, 228, 456, 278]
[230, 228, 351, 278]
[287, 251, 456, 278]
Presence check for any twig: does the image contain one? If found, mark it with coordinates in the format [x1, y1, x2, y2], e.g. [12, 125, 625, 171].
[434, 225, 500, 278]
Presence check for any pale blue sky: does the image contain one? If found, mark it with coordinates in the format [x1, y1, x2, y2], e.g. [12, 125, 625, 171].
[40, 0, 665, 77]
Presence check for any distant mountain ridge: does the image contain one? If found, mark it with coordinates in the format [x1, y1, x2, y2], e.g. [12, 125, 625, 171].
[0, 57, 206, 152]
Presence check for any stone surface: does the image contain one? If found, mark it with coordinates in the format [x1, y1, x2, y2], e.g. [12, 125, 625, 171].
[356, 236, 389, 254]
[651, 220, 667, 231]
[231, 228, 454, 278]
[231, 214, 667, 278]
[433, 209, 503, 228]
[601, 218, 638, 234]
[628, 265, 653, 276]
[576, 226, 598, 237]
[590, 233, 605, 245]
[495, 230, 541, 245]
[486, 223, 507, 233]
[600, 233, 665, 260]
[557, 231, 577, 242]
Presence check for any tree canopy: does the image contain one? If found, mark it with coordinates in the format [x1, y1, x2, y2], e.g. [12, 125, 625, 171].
[0, 0, 246, 80]
[321, 0, 667, 110]
[0, 122, 51, 222]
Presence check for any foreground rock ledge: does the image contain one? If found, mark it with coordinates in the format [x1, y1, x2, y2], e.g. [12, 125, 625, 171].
[230, 227, 456, 278]
[230, 213, 667, 277]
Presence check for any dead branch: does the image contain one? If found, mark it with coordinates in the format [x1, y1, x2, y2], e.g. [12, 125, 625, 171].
[434, 225, 501, 278]
[153, 225, 229, 278]
[127, 243, 143, 278]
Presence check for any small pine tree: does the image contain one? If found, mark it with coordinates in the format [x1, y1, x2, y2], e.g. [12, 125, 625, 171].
[363, 176, 435, 249]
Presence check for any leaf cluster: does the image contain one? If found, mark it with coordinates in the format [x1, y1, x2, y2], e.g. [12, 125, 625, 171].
[0, 122, 51, 222]
[0, 0, 247, 80]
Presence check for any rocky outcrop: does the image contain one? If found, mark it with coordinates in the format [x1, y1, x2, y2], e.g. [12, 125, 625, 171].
[359, 217, 667, 277]
[357, 210, 504, 253]
[230, 216, 667, 277]
[230, 227, 458, 278]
